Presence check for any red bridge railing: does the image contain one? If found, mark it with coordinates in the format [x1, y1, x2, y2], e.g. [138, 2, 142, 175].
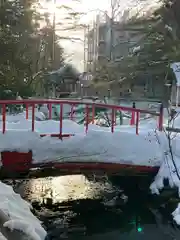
[0, 99, 163, 137]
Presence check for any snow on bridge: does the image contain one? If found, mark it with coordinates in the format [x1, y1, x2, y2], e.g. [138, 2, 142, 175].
[0, 99, 164, 176]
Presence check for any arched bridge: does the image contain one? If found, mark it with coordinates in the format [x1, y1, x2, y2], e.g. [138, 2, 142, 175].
[0, 99, 163, 179]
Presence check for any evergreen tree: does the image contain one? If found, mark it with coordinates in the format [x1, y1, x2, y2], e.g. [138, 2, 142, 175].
[91, 0, 180, 97]
[0, 0, 65, 98]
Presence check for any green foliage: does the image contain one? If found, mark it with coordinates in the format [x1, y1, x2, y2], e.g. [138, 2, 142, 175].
[56, 64, 79, 82]
[0, 0, 65, 98]
[92, 60, 123, 88]
[93, 0, 180, 89]
[46, 64, 79, 90]
[126, 0, 180, 84]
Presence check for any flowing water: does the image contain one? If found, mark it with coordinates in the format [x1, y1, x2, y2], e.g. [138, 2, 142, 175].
[5, 175, 180, 240]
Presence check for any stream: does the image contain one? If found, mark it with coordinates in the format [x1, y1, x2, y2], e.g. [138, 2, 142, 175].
[4, 175, 180, 240]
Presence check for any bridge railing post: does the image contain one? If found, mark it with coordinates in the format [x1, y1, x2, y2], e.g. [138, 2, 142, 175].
[158, 103, 163, 131]
[48, 103, 52, 119]
[114, 110, 117, 125]
[136, 111, 140, 135]
[26, 104, 28, 120]
[70, 104, 74, 120]
[130, 102, 136, 125]
[2, 104, 6, 134]
[85, 104, 89, 134]
[111, 108, 115, 133]
[31, 103, 35, 132]
[0, 99, 162, 138]
[59, 103, 63, 139]
[92, 104, 95, 124]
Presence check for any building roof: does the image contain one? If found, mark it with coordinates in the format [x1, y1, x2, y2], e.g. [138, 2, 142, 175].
[171, 62, 180, 86]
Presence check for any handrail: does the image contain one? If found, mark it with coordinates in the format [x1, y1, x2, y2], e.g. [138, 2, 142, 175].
[0, 99, 160, 115]
[0, 99, 163, 135]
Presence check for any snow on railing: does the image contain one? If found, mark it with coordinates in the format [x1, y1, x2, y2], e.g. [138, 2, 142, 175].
[0, 99, 163, 136]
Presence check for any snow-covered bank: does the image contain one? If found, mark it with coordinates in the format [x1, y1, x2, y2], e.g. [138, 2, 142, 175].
[0, 110, 46, 122]
[150, 111, 180, 225]
[0, 181, 46, 239]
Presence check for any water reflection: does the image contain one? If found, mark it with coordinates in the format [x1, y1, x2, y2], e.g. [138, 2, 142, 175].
[40, 193, 179, 240]
[10, 175, 180, 239]
[17, 175, 114, 203]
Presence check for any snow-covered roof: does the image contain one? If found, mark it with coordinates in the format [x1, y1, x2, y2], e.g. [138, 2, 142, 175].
[49, 64, 79, 76]
[171, 62, 180, 87]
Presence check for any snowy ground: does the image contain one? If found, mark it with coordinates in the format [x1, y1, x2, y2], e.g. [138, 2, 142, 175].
[0, 181, 46, 240]
[149, 110, 180, 225]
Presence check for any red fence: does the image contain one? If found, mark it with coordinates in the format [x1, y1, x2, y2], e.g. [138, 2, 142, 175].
[0, 99, 163, 137]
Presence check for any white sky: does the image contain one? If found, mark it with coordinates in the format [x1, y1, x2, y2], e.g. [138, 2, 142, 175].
[41, 0, 160, 71]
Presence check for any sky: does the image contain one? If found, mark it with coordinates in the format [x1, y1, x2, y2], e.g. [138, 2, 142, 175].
[41, 0, 160, 72]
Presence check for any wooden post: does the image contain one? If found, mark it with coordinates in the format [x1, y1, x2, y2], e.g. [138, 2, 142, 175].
[48, 103, 52, 119]
[111, 108, 115, 133]
[31, 104, 35, 132]
[130, 102, 136, 125]
[85, 105, 89, 134]
[2, 104, 6, 134]
[26, 104, 28, 119]
[176, 86, 179, 107]
[59, 103, 63, 139]
[92, 104, 95, 124]
[158, 103, 163, 131]
[136, 111, 140, 135]
[70, 105, 74, 120]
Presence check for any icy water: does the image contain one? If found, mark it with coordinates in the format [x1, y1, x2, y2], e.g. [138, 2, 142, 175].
[7, 175, 180, 240]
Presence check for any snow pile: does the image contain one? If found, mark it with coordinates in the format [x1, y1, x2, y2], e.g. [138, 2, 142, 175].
[0, 111, 165, 167]
[0, 232, 7, 240]
[150, 154, 180, 194]
[2, 119, 83, 134]
[0, 181, 46, 239]
[150, 112, 180, 225]
[0, 119, 162, 166]
[0, 110, 46, 123]
[151, 152, 180, 225]
[171, 62, 180, 87]
[172, 203, 180, 225]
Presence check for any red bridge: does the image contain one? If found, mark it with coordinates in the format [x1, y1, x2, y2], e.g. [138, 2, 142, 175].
[0, 99, 163, 179]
